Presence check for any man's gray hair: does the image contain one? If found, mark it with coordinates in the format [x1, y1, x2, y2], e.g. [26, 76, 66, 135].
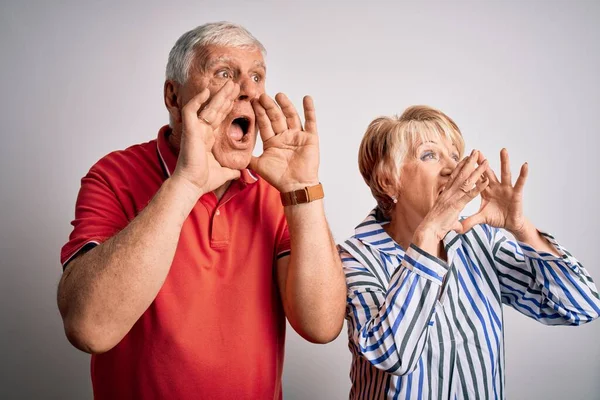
[166, 21, 266, 84]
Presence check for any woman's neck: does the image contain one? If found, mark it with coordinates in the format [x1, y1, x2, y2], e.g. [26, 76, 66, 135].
[384, 205, 447, 261]
[384, 205, 422, 251]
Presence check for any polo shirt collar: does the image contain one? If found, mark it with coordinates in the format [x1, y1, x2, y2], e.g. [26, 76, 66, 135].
[156, 125, 259, 185]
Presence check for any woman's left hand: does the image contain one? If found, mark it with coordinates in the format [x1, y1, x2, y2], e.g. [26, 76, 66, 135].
[461, 148, 528, 235]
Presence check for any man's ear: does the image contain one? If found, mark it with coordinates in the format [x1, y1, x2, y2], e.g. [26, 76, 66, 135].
[164, 80, 182, 125]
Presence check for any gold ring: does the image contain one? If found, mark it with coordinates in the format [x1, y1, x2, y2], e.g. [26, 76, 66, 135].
[199, 115, 211, 126]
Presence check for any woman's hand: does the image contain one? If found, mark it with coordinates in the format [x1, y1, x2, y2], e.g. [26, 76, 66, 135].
[416, 150, 489, 243]
[461, 148, 528, 235]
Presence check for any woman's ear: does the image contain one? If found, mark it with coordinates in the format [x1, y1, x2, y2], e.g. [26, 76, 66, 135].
[164, 80, 182, 125]
[380, 176, 399, 204]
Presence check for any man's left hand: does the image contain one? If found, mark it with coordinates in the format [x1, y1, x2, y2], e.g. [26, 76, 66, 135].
[250, 93, 320, 193]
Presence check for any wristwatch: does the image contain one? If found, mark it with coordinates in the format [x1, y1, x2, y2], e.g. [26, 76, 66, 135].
[280, 183, 324, 206]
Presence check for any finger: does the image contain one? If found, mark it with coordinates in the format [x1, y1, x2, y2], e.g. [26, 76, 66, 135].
[252, 99, 276, 143]
[484, 163, 500, 185]
[461, 212, 487, 233]
[449, 150, 479, 192]
[275, 93, 302, 131]
[197, 81, 237, 130]
[459, 159, 488, 193]
[447, 156, 469, 185]
[500, 148, 511, 185]
[182, 88, 211, 129]
[452, 220, 466, 235]
[303, 96, 318, 134]
[459, 175, 489, 204]
[259, 93, 288, 134]
[513, 162, 529, 194]
[220, 166, 241, 182]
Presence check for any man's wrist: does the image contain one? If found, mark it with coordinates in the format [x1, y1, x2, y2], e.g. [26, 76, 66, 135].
[278, 180, 320, 194]
[280, 182, 323, 207]
[167, 175, 205, 202]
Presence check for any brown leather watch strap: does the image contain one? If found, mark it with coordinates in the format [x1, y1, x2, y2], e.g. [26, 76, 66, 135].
[280, 183, 324, 206]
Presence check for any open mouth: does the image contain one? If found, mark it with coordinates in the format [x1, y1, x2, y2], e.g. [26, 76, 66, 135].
[229, 117, 251, 141]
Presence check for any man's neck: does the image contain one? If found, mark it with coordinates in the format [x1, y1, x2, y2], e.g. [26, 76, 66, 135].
[213, 181, 232, 201]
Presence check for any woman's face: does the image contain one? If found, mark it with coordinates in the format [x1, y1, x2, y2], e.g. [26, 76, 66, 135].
[396, 135, 461, 219]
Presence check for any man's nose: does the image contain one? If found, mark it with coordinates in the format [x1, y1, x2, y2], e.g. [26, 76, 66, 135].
[236, 75, 258, 101]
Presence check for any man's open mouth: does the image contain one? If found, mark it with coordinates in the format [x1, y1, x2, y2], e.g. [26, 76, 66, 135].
[229, 117, 251, 141]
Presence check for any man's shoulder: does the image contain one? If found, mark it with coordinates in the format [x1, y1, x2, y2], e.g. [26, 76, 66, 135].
[88, 139, 158, 177]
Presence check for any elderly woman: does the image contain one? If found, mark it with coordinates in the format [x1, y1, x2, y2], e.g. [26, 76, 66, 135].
[339, 105, 600, 399]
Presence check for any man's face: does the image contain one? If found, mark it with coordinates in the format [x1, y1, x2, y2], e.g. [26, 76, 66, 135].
[177, 45, 266, 170]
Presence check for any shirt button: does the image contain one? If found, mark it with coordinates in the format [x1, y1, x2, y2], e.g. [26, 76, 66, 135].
[215, 209, 220, 216]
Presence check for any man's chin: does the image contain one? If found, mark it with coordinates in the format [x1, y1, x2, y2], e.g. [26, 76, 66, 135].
[215, 153, 252, 172]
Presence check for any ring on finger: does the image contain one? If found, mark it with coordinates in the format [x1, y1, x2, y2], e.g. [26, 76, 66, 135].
[199, 115, 211, 126]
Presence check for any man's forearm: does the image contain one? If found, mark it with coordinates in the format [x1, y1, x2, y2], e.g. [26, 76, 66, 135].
[58, 176, 202, 353]
[282, 200, 346, 343]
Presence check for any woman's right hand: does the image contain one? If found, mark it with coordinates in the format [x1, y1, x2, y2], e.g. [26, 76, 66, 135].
[415, 150, 489, 245]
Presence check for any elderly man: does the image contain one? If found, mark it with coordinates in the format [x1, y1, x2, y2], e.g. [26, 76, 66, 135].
[57, 22, 346, 399]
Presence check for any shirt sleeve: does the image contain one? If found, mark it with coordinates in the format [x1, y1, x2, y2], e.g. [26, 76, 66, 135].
[60, 166, 129, 268]
[275, 222, 291, 259]
[491, 227, 600, 325]
[340, 239, 449, 376]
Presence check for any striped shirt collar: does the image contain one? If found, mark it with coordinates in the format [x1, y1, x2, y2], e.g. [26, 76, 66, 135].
[354, 207, 463, 256]
[156, 125, 259, 185]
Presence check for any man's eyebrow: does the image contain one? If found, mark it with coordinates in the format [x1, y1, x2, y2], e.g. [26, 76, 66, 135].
[253, 60, 266, 71]
[205, 56, 232, 70]
[204, 57, 267, 72]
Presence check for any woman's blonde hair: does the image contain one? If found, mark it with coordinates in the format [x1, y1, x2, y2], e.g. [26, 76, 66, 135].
[358, 105, 465, 217]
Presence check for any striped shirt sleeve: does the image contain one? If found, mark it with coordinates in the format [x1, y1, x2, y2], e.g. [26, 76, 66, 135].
[491, 227, 600, 325]
[340, 239, 450, 376]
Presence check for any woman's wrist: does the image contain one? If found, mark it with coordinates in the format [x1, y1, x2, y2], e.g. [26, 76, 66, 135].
[413, 224, 443, 257]
[509, 218, 536, 242]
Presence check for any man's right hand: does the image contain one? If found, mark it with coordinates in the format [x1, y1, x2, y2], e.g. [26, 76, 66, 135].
[172, 81, 241, 196]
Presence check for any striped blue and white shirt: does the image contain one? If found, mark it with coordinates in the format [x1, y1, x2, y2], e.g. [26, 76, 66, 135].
[339, 208, 600, 400]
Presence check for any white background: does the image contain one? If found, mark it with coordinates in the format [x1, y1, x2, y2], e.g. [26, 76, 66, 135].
[1, 1, 599, 398]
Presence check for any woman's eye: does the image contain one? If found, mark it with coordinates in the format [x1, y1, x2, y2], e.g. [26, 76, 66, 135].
[420, 151, 437, 161]
[452, 155, 460, 162]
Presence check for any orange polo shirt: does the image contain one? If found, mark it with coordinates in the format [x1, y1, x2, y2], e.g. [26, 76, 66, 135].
[61, 126, 291, 399]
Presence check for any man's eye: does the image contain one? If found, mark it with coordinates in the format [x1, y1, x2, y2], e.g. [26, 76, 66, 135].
[216, 70, 231, 79]
[252, 74, 262, 83]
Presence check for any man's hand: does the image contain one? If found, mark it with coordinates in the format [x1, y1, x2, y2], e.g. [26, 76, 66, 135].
[172, 81, 241, 196]
[249, 93, 320, 193]
[461, 148, 528, 235]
